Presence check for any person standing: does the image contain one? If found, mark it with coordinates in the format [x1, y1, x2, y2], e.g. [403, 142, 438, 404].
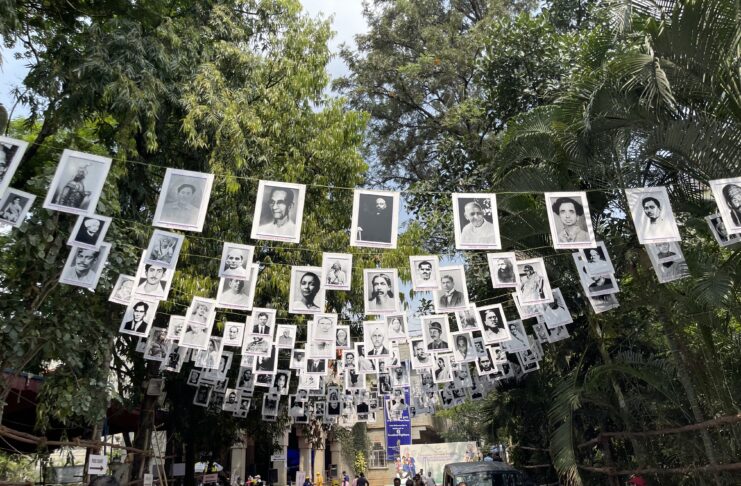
[356, 473, 368, 486]
[342, 471, 350, 486]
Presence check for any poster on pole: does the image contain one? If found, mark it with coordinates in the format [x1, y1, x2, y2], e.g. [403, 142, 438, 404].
[384, 387, 412, 461]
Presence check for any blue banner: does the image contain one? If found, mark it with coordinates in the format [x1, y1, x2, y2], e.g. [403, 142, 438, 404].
[384, 387, 412, 461]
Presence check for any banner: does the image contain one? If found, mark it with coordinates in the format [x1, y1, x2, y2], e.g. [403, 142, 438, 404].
[393, 442, 479, 484]
[384, 387, 412, 461]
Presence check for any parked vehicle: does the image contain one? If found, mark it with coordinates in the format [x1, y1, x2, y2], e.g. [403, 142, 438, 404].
[442, 462, 532, 486]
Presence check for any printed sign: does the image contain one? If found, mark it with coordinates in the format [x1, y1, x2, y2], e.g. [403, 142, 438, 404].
[87, 454, 108, 475]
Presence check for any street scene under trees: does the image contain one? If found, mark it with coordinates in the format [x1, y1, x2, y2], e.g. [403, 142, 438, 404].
[0, 0, 739, 485]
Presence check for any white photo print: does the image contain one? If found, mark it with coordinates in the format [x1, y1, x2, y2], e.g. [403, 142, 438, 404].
[502, 319, 529, 353]
[248, 308, 276, 339]
[455, 306, 482, 332]
[288, 266, 325, 314]
[335, 325, 351, 349]
[645, 241, 683, 263]
[363, 269, 401, 315]
[59, 243, 111, 289]
[133, 257, 175, 301]
[217, 265, 259, 310]
[0, 136, 29, 196]
[625, 187, 681, 243]
[588, 293, 620, 314]
[512, 292, 542, 320]
[363, 321, 391, 358]
[250, 180, 306, 243]
[186, 297, 217, 326]
[219, 242, 254, 279]
[451, 331, 476, 363]
[0, 188, 35, 228]
[385, 314, 407, 340]
[275, 324, 297, 348]
[144, 230, 184, 269]
[322, 252, 352, 291]
[432, 354, 453, 383]
[646, 246, 689, 284]
[577, 241, 615, 277]
[515, 257, 553, 305]
[166, 315, 186, 340]
[433, 265, 470, 313]
[180, 321, 211, 350]
[43, 149, 112, 215]
[222, 322, 246, 347]
[572, 253, 618, 298]
[350, 189, 400, 249]
[109, 274, 136, 305]
[477, 304, 510, 344]
[709, 177, 741, 235]
[409, 255, 441, 291]
[541, 288, 573, 329]
[67, 214, 112, 250]
[544, 191, 597, 249]
[486, 252, 518, 288]
[153, 168, 214, 232]
[409, 338, 434, 369]
[143, 327, 169, 362]
[452, 193, 501, 250]
[119, 298, 159, 337]
[421, 315, 452, 353]
[705, 213, 740, 247]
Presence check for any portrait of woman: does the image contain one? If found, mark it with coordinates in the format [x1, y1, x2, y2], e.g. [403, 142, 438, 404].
[289, 267, 325, 314]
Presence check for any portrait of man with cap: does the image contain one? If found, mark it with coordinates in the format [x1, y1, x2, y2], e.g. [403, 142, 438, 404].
[426, 320, 449, 351]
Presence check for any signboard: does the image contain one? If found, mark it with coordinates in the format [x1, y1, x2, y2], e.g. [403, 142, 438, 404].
[392, 442, 479, 485]
[87, 454, 108, 475]
[203, 473, 219, 483]
[384, 387, 412, 461]
[143, 473, 153, 486]
[270, 453, 286, 462]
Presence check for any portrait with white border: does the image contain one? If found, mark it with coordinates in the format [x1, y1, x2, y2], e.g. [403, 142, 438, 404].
[217, 265, 259, 310]
[60, 242, 111, 289]
[432, 265, 470, 313]
[119, 298, 159, 338]
[248, 308, 276, 339]
[0, 188, 35, 228]
[290, 349, 307, 371]
[311, 314, 338, 342]
[709, 177, 741, 235]
[43, 149, 112, 215]
[515, 257, 553, 305]
[544, 191, 597, 249]
[451, 331, 476, 363]
[548, 325, 571, 343]
[512, 292, 542, 320]
[218, 242, 255, 279]
[335, 325, 351, 350]
[275, 324, 297, 349]
[185, 297, 217, 327]
[250, 180, 306, 243]
[577, 241, 615, 277]
[385, 314, 407, 341]
[67, 214, 112, 250]
[0, 136, 29, 197]
[109, 274, 135, 305]
[420, 315, 452, 353]
[363, 269, 401, 315]
[222, 322, 246, 348]
[432, 354, 453, 384]
[180, 322, 211, 350]
[363, 321, 391, 358]
[166, 315, 186, 341]
[624, 187, 681, 243]
[501, 319, 529, 354]
[409, 338, 433, 369]
[409, 255, 441, 291]
[288, 266, 325, 314]
[350, 189, 400, 249]
[142, 326, 169, 362]
[133, 257, 175, 301]
[322, 252, 352, 291]
[144, 230, 184, 269]
[475, 348, 497, 376]
[455, 306, 482, 333]
[477, 304, 509, 344]
[541, 288, 573, 329]
[452, 193, 501, 250]
[486, 252, 517, 288]
[705, 213, 740, 247]
[153, 168, 214, 232]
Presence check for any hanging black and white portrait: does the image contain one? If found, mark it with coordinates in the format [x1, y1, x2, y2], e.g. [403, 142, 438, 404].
[486, 252, 517, 288]
[421, 315, 452, 353]
[133, 256, 175, 301]
[161, 342, 187, 373]
[67, 214, 112, 250]
[310, 314, 338, 343]
[646, 245, 690, 284]
[195, 337, 224, 370]
[532, 322, 550, 344]
[477, 304, 509, 344]
[548, 325, 571, 343]
[432, 265, 470, 313]
[0, 136, 28, 197]
[511, 292, 542, 320]
[350, 189, 400, 249]
[705, 213, 740, 247]
[288, 266, 325, 314]
[248, 308, 276, 339]
[143, 327, 169, 362]
[144, 230, 184, 269]
[475, 348, 497, 376]
[385, 314, 407, 340]
[290, 350, 306, 371]
[541, 288, 573, 329]
[363, 269, 401, 315]
[409, 255, 441, 291]
[305, 357, 327, 375]
[432, 354, 453, 384]
[271, 371, 290, 396]
[572, 253, 618, 298]
[119, 298, 159, 338]
[186, 297, 217, 327]
[180, 322, 210, 350]
[166, 315, 185, 341]
[451, 331, 476, 363]
[335, 324, 351, 350]
[236, 367, 255, 390]
[0, 188, 35, 228]
[153, 168, 214, 232]
[363, 321, 390, 358]
[501, 319, 529, 353]
[307, 334, 335, 360]
[255, 348, 278, 374]
[218, 242, 254, 279]
[242, 335, 271, 358]
[43, 150, 112, 215]
[544, 191, 596, 250]
[275, 324, 297, 349]
[250, 180, 306, 243]
[192, 385, 212, 407]
[515, 258, 553, 305]
[452, 193, 501, 250]
[222, 322, 245, 348]
[109, 274, 135, 305]
[588, 293, 620, 314]
[625, 187, 681, 244]
[455, 306, 482, 333]
[645, 241, 683, 264]
[409, 339, 433, 369]
[59, 243, 111, 289]
[217, 265, 259, 310]
[222, 388, 241, 412]
[577, 241, 614, 277]
[709, 177, 741, 235]
[321, 252, 352, 291]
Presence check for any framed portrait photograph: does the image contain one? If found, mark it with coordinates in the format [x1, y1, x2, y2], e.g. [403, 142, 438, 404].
[625, 187, 681, 244]
[109, 274, 136, 305]
[275, 324, 297, 349]
[305, 357, 327, 375]
[455, 306, 482, 333]
[489, 344, 507, 364]
[255, 349, 278, 374]
[350, 189, 400, 249]
[451, 331, 476, 363]
[144, 230, 184, 269]
[409, 339, 433, 369]
[409, 255, 441, 291]
[363, 269, 401, 315]
[250, 180, 306, 243]
[322, 252, 352, 291]
[299, 373, 322, 391]
[432, 354, 453, 384]
[432, 265, 470, 313]
[166, 315, 185, 341]
[222, 322, 246, 348]
[452, 193, 501, 250]
[142, 327, 169, 362]
[335, 324, 351, 350]
[195, 336, 224, 370]
[577, 241, 615, 277]
[216, 265, 259, 310]
[515, 257, 553, 305]
[363, 321, 391, 358]
[477, 304, 510, 344]
[43, 149, 112, 215]
[161, 342, 188, 373]
[222, 388, 241, 412]
[185, 297, 218, 326]
[290, 349, 307, 371]
[236, 367, 255, 390]
[288, 266, 325, 314]
[475, 348, 497, 376]
[548, 325, 571, 343]
[119, 298, 159, 338]
[512, 292, 542, 320]
[421, 314, 452, 353]
[486, 252, 517, 288]
[646, 246, 690, 284]
[588, 293, 620, 314]
[544, 191, 597, 249]
[153, 168, 214, 232]
[532, 322, 550, 344]
[0, 188, 35, 228]
[0, 136, 29, 197]
[59, 242, 111, 289]
[219, 242, 255, 279]
[541, 288, 573, 329]
[385, 314, 407, 341]
[501, 319, 529, 353]
[270, 370, 290, 396]
[709, 178, 741, 235]
[645, 241, 683, 263]
[311, 314, 338, 342]
[572, 253, 618, 298]
[180, 322, 211, 350]
[307, 336, 336, 360]
[193, 385, 212, 407]
[248, 308, 276, 338]
[705, 213, 740, 247]
[132, 257, 175, 301]
[242, 335, 272, 357]
[67, 214, 112, 250]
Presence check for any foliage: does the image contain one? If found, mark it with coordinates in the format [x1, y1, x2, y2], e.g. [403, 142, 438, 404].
[353, 450, 367, 476]
[0, 451, 39, 482]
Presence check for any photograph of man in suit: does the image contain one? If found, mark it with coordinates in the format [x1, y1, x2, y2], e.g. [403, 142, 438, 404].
[357, 194, 392, 243]
[438, 274, 463, 309]
[123, 301, 150, 334]
[252, 312, 271, 335]
[74, 217, 103, 245]
[366, 326, 389, 357]
[426, 321, 449, 351]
